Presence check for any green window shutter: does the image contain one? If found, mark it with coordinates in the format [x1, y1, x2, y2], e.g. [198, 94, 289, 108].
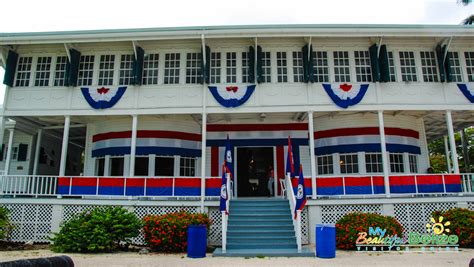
[133, 46, 145, 85]
[256, 45, 263, 83]
[369, 44, 380, 82]
[0, 144, 4, 161]
[200, 46, 211, 84]
[378, 45, 390, 83]
[308, 45, 314, 83]
[443, 45, 453, 82]
[435, 44, 446, 83]
[248, 46, 255, 83]
[3, 50, 19, 87]
[302, 44, 309, 83]
[17, 143, 28, 162]
[65, 49, 81, 86]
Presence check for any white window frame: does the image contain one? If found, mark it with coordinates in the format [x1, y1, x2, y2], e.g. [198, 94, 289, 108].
[98, 54, 116, 86]
[292, 51, 304, 83]
[77, 55, 95, 86]
[333, 51, 351, 83]
[276, 51, 288, 83]
[420, 51, 439, 82]
[225, 52, 237, 83]
[408, 154, 418, 173]
[119, 54, 134, 85]
[313, 50, 330, 83]
[447, 51, 463, 83]
[179, 156, 197, 177]
[186, 52, 201, 84]
[53, 55, 68, 86]
[15, 56, 33, 87]
[34, 56, 52, 87]
[464, 51, 474, 82]
[354, 50, 372, 82]
[389, 152, 405, 173]
[164, 52, 181, 85]
[365, 152, 383, 174]
[316, 154, 334, 175]
[339, 153, 359, 174]
[210, 52, 221, 84]
[387, 51, 397, 82]
[398, 51, 418, 82]
[142, 53, 160, 85]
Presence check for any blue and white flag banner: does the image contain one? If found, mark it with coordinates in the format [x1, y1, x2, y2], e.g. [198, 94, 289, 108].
[456, 83, 474, 103]
[81, 86, 127, 109]
[322, 83, 369, 109]
[220, 164, 230, 213]
[208, 84, 256, 108]
[294, 164, 307, 218]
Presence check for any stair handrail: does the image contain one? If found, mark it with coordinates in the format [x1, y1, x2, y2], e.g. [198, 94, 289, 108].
[285, 173, 302, 252]
[222, 172, 231, 253]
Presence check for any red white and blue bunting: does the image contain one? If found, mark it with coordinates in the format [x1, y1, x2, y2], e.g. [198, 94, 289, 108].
[81, 86, 127, 109]
[208, 85, 256, 108]
[322, 83, 369, 109]
[456, 83, 474, 103]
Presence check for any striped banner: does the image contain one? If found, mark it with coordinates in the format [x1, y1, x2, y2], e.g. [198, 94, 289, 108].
[91, 130, 201, 157]
[314, 127, 420, 155]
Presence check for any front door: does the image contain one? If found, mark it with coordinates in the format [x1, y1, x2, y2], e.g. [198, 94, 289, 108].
[236, 147, 274, 197]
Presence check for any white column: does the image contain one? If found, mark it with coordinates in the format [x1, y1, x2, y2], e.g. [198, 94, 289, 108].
[104, 155, 110, 176]
[200, 112, 207, 212]
[33, 129, 43, 175]
[446, 110, 459, 173]
[4, 128, 14, 175]
[59, 116, 70, 177]
[378, 111, 390, 197]
[0, 116, 5, 151]
[307, 111, 317, 199]
[443, 136, 452, 173]
[129, 115, 138, 177]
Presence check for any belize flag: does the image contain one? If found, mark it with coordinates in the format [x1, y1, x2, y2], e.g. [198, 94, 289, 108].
[294, 164, 307, 218]
[286, 136, 295, 177]
[224, 135, 234, 180]
[220, 164, 229, 213]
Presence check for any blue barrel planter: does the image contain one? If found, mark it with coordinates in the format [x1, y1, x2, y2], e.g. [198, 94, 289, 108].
[316, 223, 336, 258]
[187, 224, 207, 258]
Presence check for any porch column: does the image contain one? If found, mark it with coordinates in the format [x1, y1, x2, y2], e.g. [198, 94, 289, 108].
[33, 129, 43, 175]
[59, 116, 70, 177]
[307, 111, 317, 199]
[0, 116, 5, 152]
[443, 136, 452, 173]
[378, 111, 390, 196]
[200, 112, 207, 212]
[445, 110, 459, 173]
[4, 128, 14, 175]
[129, 115, 138, 177]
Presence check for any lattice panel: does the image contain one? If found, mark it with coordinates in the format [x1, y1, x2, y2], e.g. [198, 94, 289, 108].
[469, 202, 474, 211]
[394, 202, 457, 234]
[208, 207, 222, 245]
[62, 205, 98, 223]
[1, 204, 53, 243]
[321, 204, 383, 224]
[301, 206, 309, 244]
[132, 206, 199, 245]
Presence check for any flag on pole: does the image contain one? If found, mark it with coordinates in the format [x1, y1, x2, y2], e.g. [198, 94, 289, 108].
[294, 164, 307, 218]
[224, 135, 234, 180]
[220, 164, 229, 213]
[286, 136, 295, 177]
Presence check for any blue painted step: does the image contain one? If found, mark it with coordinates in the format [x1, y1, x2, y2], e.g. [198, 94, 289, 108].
[213, 248, 314, 257]
[227, 242, 297, 249]
[227, 225, 294, 231]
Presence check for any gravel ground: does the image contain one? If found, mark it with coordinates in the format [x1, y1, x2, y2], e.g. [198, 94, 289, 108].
[0, 248, 473, 267]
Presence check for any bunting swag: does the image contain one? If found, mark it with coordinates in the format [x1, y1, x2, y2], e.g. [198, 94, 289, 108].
[81, 86, 127, 109]
[322, 83, 369, 109]
[208, 85, 256, 108]
[457, 84, 474, 103]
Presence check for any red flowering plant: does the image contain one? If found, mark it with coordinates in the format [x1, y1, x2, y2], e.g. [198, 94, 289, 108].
[143, 211, 211, 252]
[432, 208, 474, 248]
[335, 212, 403, 250]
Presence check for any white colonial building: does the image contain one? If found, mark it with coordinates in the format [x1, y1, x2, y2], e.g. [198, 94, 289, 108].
[0, 24, 473, 255]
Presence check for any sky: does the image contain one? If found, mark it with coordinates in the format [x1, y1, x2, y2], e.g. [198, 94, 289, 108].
[0, 0, 472, 103]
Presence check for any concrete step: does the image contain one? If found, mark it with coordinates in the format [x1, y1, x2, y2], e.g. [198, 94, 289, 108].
[230, 213, 290, 219]
[227, 224, 294, 231]
[213, 247, 314, 257]
[228, 236, 297, 243]
[230, 206, 289, 212]
[227, 242, 297, 250]
[227, 229, 295, 237]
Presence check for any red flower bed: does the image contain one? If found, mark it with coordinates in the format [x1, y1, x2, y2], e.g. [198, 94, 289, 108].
[335, 212, 403, 250]
[143, 211, 211, 252]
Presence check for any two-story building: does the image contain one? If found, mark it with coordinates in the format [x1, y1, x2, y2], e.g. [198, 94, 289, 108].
[0, 24, 473, 255]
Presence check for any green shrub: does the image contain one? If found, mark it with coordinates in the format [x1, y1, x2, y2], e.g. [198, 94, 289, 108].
[335, 212, 403, 250]
[143, 211, 211, 252]
[50, 206, 141, 253]
[432, 208, 474, 248]
[0, 207, 14, 241]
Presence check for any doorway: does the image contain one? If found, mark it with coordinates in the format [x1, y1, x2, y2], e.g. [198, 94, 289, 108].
[236, 147, 274, 197]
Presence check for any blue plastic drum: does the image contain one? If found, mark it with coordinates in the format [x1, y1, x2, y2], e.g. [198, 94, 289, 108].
[187, 225, 207, 258]
[316, 223, 336, 258]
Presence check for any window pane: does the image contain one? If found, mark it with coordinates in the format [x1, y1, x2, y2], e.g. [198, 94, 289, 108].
[186, 53, 201, 84]
[399, 51, 417, 82]
[134, 157, 149, 176]
[313, 51, 329, 82]
[180, 157, 196, 176]
[464, 52, 474, 82]
[276, 52, 288, 83]
[226, 52, 237, 83]
[142, 54, 160, 85]
[110, 157, 124, 176]
[98, 55, 115, 86]
[420, 51, 438, 82]
[354, 51, 372, 82]
[165, 53, 181, 84]
[119, 54, 134, 85]
[34, 56, 52, 86]
[78, 55, 95, 86]
[15, 57, 33, 87]
[96, 158, 105, 176]
[333, 51, 350, 82]
[292, 51, 304, 82]
[155, 156, 174, 176]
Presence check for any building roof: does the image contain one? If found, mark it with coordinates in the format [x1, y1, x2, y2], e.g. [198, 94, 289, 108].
[1, 24, 473, 45]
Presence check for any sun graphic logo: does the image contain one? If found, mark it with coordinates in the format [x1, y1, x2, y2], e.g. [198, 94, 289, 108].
[426, 216, 451, 235]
